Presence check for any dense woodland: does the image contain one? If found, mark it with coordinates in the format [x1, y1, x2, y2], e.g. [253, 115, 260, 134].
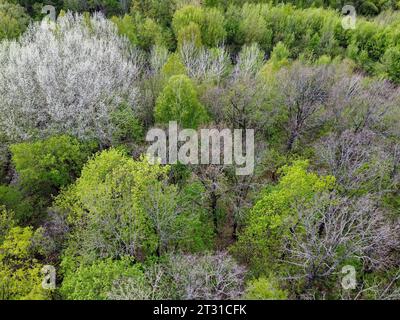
[1, 0, 400, 300]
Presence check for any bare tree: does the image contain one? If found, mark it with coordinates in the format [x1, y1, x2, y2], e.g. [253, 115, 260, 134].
[315, 129, 393, 193]
[194, 163, 227, 235]
[108, 252, 246, 300]
[282, 192, 400, 297]
[167, 252, 246, 300]
[179, 42, 230, 84]
[327, 73, 400, 135]
[108, 263, 169, 300]
[274, 63, 335, 151]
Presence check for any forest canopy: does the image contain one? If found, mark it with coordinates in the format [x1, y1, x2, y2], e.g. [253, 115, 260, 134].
[0, 0, 400, 300]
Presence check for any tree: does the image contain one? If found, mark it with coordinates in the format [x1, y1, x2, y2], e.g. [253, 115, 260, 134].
[281, 192, 400, 298]
[160, 53, 187, 79]
[233, 160, 336, 276]
[10, 135, 96, 198]
[238, 3, 271, 50]
[108, 251, 245, 300]
[260, 41, 290, 75]
[60, 257, 144, 300]
[166, 252, 246, 300]
[130, 0, 174, 26]
[215, 43, 268, 131]
[0, 205, 14, 243]
[178, 43, 230, 83]
[314, 129, 394, 195]
[108, 263, 170, 300]
[172, 5, 226, 47]
[202, 7, 226, 47]
[0, 12, 141, 145]
[0, 0, 29, 41]
[0, 185, 33, 224]
[135, 15, 173, 50]
[177, 21, 203, 48]
[273, 63, 335, 151]
[154, 74, 208, 128]
[326, 72, 400, 134]
[56, 149, 212, 263]
[382, 46, 400, 84]
[0, 226, 48, 300]
[244, 276, 288, 300]
[111, 14, 138, 45]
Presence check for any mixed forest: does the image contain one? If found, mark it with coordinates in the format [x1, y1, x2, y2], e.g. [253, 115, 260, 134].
[1, 0, 400, 300]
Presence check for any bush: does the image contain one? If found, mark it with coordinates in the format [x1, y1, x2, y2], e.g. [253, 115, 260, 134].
[382, 46, 400, 83]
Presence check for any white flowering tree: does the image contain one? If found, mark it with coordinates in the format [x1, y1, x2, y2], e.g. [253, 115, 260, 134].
[0, 12, 141, 145]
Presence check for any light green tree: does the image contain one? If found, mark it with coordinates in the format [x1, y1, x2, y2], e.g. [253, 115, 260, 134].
[56, 149, 213, 264]
[234, 160, 335, 275]
[0, 0, 29, 41]
[0, 226, 48, 300]
[10, 135, 96, 198]
[155, 74, 208, 128]
[60, 257, 144, 300]
[245, 276, 288, 300]
[172, 5, 226, 47]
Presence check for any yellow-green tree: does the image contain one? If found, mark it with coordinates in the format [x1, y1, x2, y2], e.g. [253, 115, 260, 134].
[0, 225, 48, 300]
[155, 74, 208, 128]
[234, 160, 335, 275]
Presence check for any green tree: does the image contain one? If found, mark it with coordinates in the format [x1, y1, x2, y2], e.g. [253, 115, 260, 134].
[110, 103, 143, 145]
[10, 135, 97, 198]
[0, 185, 33, 224]
[160, 53, 187, 79]
[238, 3, 271, 50]
[56, 149, 213, 264]
[177, 21, 203, 48]
[233, 160, 335, 275]
[0, 0, 29, 41]
[382, 46, 400, 84]
[245, 276, 288, 300]
[0, 226, 48, 300]
[111, 14, 138, 45]
[0, 205, 14, 243]
[60, 257, 144, 300]
[172, 5, 226, 47]
[202, 7, 226, 47]
[155, 74, 208, 128]
[136, 15, 173, 50]
[130, 0, 174, 26]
